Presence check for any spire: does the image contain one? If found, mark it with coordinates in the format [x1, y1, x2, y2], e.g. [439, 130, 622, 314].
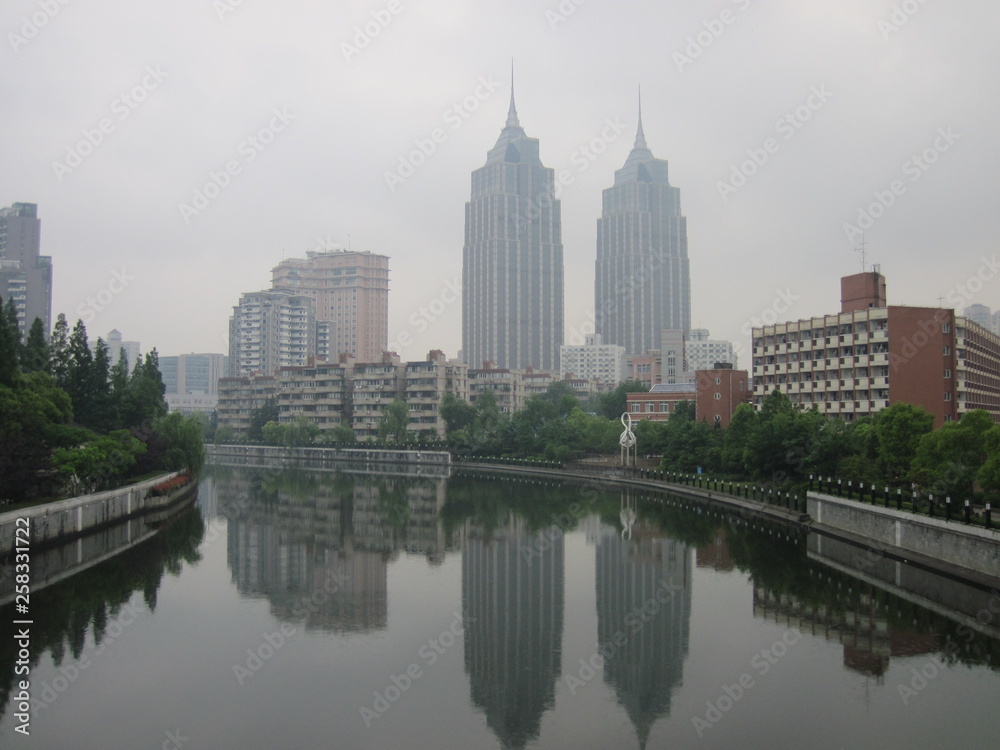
[633, 85, 648, 151]
[505, 59, 520, 129]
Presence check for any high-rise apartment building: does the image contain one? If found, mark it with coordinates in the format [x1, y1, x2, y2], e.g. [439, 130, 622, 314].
[462, 82, 564, 371]
[229, 290, 316, 376]
[0, 202, 52, 336]
[595, 99, 690, 355]
[272, 250, 389, 363]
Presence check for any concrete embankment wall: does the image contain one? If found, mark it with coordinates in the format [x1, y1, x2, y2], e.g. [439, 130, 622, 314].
[207, 444, 451, 467]
[0, 471, 190, 557]
[808, 492, 1000, 582]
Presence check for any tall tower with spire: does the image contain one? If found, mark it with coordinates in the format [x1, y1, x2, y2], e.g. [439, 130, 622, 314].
[595, 93, 690, 356]
[462, 72, 564, 371]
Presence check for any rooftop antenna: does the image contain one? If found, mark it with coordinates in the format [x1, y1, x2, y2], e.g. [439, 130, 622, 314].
[854, 233, 868, 272]
[348, 234, 351, 252]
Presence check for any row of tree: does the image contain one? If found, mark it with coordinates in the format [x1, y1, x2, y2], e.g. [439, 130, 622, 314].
[0, 298, 204, 505]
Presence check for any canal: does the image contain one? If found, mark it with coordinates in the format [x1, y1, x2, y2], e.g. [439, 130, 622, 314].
[1, 463, 998, 749]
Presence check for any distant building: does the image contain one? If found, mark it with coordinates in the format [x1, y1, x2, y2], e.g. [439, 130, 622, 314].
[228, 290, 317, 377]
[560, 333, 625, 385]
[685, 329, 737, 371]
[463, 79, 563, 371]
[161, 352, 227, 414]
[751, 271, 1000, 426]
[963, 303, 992, 331]
[104, 329, 141, 369]
[0, 202, 52, 337]
[625, 329, 692, 388]
[271, 249, 389, 363]
[595, 98, 690, 355]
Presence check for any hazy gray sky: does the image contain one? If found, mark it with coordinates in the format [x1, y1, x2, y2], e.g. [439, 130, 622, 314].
[4, 0, 998, 362]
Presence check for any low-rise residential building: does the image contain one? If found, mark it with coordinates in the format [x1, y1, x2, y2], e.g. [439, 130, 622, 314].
[751, 271, 1000, 426]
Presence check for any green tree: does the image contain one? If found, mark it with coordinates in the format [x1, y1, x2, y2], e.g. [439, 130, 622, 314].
[976, 425, 1000, 497]
[0, 295, 20, 387]
[912, 410, 993, 498]
[596, 380, 648, 420]
[319, 424, 356, 447]
[721, 403, 758, 475]
[154, 412, 205, 474]
[52, 430, 147, 495]
[0, 372, 77, 503]
[378, 399, 411, 444]
[874, 402, 934, 483]
[22, 317, 49, 374]
[66, 319, 95, 425]
[440, 392, 477, 435]
[49, 313, 72, 390]
[247, 398, 279, 442]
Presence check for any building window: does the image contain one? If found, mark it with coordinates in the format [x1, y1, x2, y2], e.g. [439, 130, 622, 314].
[942, 324, 950, 333]
[944, 392, 952, 401]
[944, 369, 952, 378]
[714, 392, 721, 400]
[943, 346, 951, 355]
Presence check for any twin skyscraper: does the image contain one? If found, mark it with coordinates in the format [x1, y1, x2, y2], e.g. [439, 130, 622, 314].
[461, 80, 690, 371]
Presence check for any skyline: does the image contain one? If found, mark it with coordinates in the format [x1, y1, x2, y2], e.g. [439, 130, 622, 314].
[3, 1, 999, 360]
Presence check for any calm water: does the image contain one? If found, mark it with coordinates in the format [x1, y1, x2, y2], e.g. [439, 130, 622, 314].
[2, 463, 999, 750]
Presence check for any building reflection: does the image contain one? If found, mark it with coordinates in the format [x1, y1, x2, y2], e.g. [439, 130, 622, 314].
[753, 584, 936, 680]
[461, 514, 565, 750]
[595, 506, 692, 749]
[216, 468, 455, 632]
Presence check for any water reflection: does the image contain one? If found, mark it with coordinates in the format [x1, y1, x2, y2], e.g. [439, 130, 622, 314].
[595, 498, 691, 748]
[0, 502, 203, 723]
[217, 466, 456, 633]
[461, 517, 564, 749]
[3, 465, 999, 749]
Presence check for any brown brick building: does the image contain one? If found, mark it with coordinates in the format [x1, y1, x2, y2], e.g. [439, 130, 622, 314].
[751, 271, 1000, 426]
